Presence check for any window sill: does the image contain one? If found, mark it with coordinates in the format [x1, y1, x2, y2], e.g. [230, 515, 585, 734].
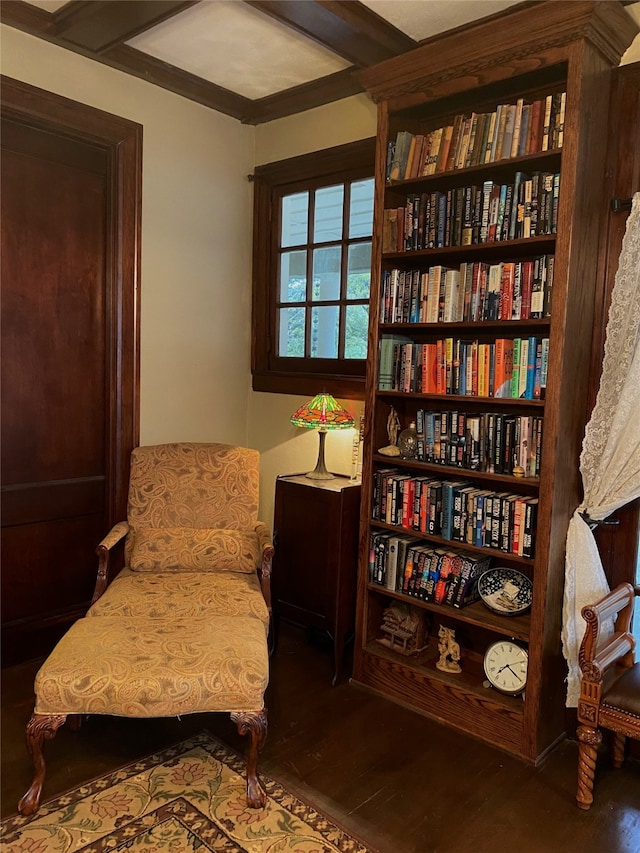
[252, 371, 365, 400]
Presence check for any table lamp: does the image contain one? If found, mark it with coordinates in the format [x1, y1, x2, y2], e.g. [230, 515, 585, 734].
[290, 393, 354, 480]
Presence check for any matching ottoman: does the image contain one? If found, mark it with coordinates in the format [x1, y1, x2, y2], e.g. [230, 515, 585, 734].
[19, 615, 269, 816]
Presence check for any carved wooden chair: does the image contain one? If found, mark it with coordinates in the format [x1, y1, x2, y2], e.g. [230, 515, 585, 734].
[19, 443, 273, 816]
[576, 582, 640, 809]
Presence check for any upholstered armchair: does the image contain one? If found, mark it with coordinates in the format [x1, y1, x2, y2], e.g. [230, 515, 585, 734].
[90, 442, 273, 621]
[19, 443, 273, 816]
[576, 582, 640, 810]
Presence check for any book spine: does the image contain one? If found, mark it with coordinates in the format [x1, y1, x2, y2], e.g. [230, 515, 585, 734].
[445, 555, 465, 605]
[510, 98, 524, 158]
[525, 335, 537, 399]
[541, 95, 553, 151]
[490, 105, 505, 162]
[522, 499, 538, 558]
[540, 338, 550, 400]
[490, 492, 503, 550]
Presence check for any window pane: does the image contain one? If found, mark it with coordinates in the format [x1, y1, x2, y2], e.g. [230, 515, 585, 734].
[311, 305, 339, 358]
[345, 304, 369, 359]
[312, 246, 341, 301]
[281, 192, 308, 248]
[280, 251, 307, 302]
[349, 179, 374, 238]
[346, 242, 371, 299]
[278, 307, 306, 357]
[314, 185, 344, 243]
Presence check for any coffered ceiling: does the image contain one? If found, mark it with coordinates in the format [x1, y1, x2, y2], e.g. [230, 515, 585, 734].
[1, 1, 637, 124]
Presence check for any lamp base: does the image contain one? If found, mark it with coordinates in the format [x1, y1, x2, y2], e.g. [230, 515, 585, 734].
[306, 469, 335, 480]
[305, 429, 335, 480]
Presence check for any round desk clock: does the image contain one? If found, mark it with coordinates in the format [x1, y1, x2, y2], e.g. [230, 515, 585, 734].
[483, 639, 528, 695]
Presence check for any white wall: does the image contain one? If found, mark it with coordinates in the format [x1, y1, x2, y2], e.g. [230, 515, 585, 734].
[251, 94, 377, 527]
[254, 95, 377, 166]
[1, 24, 255, 450]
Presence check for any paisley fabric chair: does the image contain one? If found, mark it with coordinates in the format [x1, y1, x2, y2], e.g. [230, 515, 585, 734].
[19, 443, 273, 816]
[576, 582, 640, 809]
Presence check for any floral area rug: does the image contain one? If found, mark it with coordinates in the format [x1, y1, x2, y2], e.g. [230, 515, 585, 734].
[1, 731, 375, 852]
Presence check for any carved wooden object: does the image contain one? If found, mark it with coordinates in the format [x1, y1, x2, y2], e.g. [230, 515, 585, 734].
[232, 708, 268, 808]
[18, 714, 67, 816]
[576, 583, 639, 810]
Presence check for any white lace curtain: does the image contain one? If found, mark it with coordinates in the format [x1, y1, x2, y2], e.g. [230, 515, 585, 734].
[561, 191, 640, 707]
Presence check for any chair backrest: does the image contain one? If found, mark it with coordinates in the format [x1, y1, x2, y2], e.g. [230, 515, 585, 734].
[125, 443, 260, 564]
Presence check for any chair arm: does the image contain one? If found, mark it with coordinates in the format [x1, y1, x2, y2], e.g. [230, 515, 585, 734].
[582, 632, 636, 683]
[98, 521, 130, 552]
[579, 583, 636, 681]
[254, 521, 274, 613]
[91, 521, 130, 604]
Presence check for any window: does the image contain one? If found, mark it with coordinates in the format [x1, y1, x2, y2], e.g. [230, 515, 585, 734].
[252, 139, 376, 398]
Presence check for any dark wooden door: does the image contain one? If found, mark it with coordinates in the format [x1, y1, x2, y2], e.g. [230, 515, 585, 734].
[1, 78, 142, 666]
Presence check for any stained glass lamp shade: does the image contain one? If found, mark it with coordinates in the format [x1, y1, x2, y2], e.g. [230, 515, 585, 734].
[290, 393, 354, 480]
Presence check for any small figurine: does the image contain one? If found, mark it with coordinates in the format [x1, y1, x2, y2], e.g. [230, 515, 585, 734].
[379, 406, 401, 457]
[436, 625, 462, 674]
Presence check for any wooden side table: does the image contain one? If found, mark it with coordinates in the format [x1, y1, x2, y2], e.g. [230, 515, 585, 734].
[273, 473, 361, 685]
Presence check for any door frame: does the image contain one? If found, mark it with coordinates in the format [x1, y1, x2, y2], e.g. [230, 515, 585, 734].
[1, 75, 141, 531]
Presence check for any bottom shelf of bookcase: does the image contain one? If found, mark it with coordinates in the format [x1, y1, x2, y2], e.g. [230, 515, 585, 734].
[352, 640, 526, 757]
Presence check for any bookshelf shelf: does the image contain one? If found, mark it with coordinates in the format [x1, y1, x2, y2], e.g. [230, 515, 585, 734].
[380, 319, 551, 332]
[382, 234, 556, 263]
[353, 0, 638, 763]
[359, 642, 525, 755]
[367, 584, 532, 642]
[370, 520, 536, 567]
[371, 454, 540, 489]
[375, 391, 546, 407]
[387, 148, 563, 192]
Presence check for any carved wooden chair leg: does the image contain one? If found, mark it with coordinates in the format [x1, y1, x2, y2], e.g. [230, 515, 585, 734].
[18, 713, 67, 816]
[576, 724, 602, 810]
[231, 708, 268, 808]
[611, 731, 626, 768]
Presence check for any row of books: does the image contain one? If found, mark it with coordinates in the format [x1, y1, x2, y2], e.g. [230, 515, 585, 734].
[369, 531, 492, 609]
[412, 409, 544, 478]
[372, 468, 538, 558]
[386, 91, 566, 182]
[382, 172, 559, 254]
[379, 335, 550, 400]
[380, 256, 554, 325]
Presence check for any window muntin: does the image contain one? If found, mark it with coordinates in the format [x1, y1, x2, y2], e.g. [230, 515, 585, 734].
[276, 177, 374, 362]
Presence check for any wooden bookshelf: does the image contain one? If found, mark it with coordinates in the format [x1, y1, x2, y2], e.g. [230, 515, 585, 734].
[352, 1, 638, 764]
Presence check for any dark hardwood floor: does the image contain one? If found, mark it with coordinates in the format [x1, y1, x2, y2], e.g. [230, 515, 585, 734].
[2, 622, 639, 852]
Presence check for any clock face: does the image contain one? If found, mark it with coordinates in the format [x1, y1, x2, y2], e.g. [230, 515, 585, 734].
[483, 640, 528, 695]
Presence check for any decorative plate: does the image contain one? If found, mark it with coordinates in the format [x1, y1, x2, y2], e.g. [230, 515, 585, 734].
[477, 568, 533, 616]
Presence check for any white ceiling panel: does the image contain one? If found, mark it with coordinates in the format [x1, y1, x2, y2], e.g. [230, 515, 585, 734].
[126, 0, 352, 99]
[362, 0, 523, 42]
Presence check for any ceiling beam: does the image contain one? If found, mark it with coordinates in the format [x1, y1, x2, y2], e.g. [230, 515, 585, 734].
[244, 0, 417, 67]
[52, 0, 198, 54]
[103, 45, 256, 121]
[0, 1, 55, 35]
[247, 67, 364, 124]
[0, 0, 369, 124]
